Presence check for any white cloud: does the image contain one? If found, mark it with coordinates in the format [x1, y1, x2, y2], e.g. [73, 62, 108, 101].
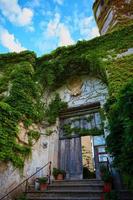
[54, 0, 64, 5]
[79, 16, 93, 35]
[90, 26, 100, 38]
[78, 15, 100, 39]
[0, 26, 26, 52]
[0, 0, 33, 26]
[58, 24, 74, 46]
[47, 13, 60, 36]
[46, 13, 74, 47]
[36, 13, 74, 54]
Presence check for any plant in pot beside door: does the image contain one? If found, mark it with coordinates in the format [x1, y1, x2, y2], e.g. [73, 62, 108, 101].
[52, 168, 66, 180]
[38, 177, 48, 191]
[100, 167, 112, 192]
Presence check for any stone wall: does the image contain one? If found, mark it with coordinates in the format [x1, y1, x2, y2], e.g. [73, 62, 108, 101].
[58, 76, 108, 107]
[0, 76, 108, 198]
[93, 0, 133, 35]
[0, 125, 59, 198]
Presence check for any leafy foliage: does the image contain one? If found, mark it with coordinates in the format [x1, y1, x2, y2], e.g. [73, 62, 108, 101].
[0, 53, 44, 168]
[63, 124, 103, 138]
[28, 130, 40, 146]
[106, 79, 133, 189]
[45, 94, 67, 124]
[52, 167, 66, 178]
[38, 177, 48, 183]
[0, 24, 133, 172]
[36, 25, 133, 93]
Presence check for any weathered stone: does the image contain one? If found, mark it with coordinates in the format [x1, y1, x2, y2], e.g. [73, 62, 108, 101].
[93, 0, 133, 35]
[67, 77, 83, 96]
[0, 76, 108, 198]
[17, 122, 29, 145]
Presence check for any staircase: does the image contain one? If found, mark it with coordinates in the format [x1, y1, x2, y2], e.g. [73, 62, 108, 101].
[118, 190, 133, 200]
[26, 179, 104, 200]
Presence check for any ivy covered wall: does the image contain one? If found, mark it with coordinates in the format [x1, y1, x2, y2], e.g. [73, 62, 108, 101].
[36, 24, 133, 98]
[0, 51, 44, 168]
[0, 25, 133, 186]
[93, 0, 133, 35]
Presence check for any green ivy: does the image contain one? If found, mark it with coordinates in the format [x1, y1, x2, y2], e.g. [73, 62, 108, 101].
[63, 124, 103, 138]
[28, 130, 40, 146]
[0, 55, 44, 168]
[36, 25, 133, 92]
[106, 79, 133, 189]
[0, 24, 133, 171]
[44, 93, 67, 125]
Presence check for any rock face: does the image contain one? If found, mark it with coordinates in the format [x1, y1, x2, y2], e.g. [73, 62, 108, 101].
[93, 0, 133, 35]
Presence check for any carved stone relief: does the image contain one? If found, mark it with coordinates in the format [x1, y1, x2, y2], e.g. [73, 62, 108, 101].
[60, 77, 108, 108]
[67, 77, 83, 96]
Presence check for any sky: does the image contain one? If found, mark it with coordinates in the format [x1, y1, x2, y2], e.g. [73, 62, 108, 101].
[0, 0, 99, 56]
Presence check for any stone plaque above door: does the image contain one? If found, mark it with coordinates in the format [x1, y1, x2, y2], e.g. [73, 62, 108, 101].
[67, 76, 83, 96]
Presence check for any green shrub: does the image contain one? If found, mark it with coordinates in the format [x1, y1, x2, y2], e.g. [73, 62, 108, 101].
[106, 79, 133, 189]
[52, 168, 66, 178]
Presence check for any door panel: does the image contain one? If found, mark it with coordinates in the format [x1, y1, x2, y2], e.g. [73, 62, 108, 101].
[59, 137, 83, 179]
[59, 109, 105, 180]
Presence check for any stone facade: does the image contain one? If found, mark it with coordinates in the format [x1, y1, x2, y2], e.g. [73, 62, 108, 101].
[93, 0, 133, 35]
[0, 76, 108, 198]
[0, 127, 59, 198]
[58, 76, 108, 107]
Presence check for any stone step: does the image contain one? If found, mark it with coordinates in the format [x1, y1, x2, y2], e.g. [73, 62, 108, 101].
[47, 184, 103, 191]
[26, 190, 103, 198]
[51, 183, 103, 187]
[118, 190, 133, 200]
[28, 184, 103, 192]
[51, 179, 103, 185]
[27, 197, 101, 200]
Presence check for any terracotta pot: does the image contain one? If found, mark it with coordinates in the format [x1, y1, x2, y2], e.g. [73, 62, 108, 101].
[40, 183, 48, 191]
[56, 174, 64, 180]
[100, 194, 104, 200]
[103, 182, 112, 193]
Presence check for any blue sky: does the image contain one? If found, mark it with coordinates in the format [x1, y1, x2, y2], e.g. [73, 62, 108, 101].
[0, 0, 99, 56]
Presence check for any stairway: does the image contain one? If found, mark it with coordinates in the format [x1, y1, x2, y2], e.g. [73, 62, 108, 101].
[118, 190, 133, 200]
[26, 179, 104, 200]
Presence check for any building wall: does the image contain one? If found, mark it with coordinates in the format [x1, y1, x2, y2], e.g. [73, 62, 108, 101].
[0, 125, 59, 198]
[93, 0, 133, 35]
[0, 76, 108, 198]
[58, 76, 108, 107]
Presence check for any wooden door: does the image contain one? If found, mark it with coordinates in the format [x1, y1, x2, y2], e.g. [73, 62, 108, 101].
[59, 108, 105, 180]
[59, 137, 83, 179]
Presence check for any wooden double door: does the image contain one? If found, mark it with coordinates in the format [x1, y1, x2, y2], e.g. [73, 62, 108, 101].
[59, 137, 107, 179]
[58, 108, 106, 179]
[59, 137, 83, 179]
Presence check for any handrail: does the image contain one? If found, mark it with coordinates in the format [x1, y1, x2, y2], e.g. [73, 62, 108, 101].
[0, 161, 52, 200]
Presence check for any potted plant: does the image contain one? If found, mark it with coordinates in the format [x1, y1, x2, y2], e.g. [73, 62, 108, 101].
[100, 165, 112, 193]
[104, 191, 118, 200]
[52, 168, 66, 180]
[102, 171, 112, 193]
[38, 177, 48, 191]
